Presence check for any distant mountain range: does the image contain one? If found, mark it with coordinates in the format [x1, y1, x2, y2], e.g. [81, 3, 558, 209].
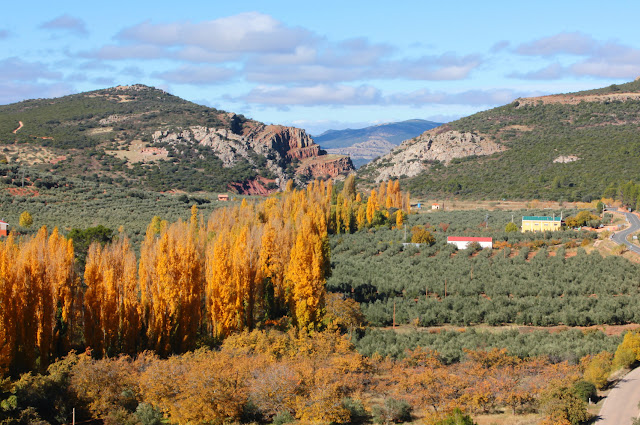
[313, 119, 442, 168]
[359, 79, 640, 201]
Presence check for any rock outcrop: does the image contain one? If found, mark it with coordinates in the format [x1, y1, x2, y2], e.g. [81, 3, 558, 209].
[297, 155, 355, 179]
[229, 176, 278, 196]
[152, 122, 352, 193]
[365, 128, 506, 182]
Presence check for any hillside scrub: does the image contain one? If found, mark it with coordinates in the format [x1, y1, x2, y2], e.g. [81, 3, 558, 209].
[359, 82, 640, 201]
[0, 85, 353, 194]
[0, 331, 589, 425]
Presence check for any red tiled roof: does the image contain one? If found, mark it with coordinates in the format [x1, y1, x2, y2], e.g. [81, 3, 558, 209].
[447, 236, 492, 242]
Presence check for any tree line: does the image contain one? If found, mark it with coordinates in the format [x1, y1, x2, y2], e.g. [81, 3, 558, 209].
[0, 178, 410, 375]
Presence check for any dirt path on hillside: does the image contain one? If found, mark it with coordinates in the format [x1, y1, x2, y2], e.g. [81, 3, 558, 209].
[12, 121, 23, 134]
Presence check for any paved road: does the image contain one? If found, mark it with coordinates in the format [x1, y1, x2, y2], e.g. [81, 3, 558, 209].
[595, 367, 640, 424]
[609, 209, 640, 254]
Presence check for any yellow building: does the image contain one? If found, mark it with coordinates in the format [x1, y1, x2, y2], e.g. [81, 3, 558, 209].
[521, 216, 562, 232]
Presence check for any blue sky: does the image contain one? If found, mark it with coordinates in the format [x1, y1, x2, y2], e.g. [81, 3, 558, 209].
[1, 0, 639, 134]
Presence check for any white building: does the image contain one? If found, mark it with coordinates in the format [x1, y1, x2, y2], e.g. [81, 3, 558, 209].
[447, 236, 493, 249]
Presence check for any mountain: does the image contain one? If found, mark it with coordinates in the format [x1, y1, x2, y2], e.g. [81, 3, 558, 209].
[0, 85, 353, 194]
[313, 119, 441, 168]
[359, 79, 640, 201]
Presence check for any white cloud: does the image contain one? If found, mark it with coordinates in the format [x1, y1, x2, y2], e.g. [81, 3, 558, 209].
[117, 13, 315, 54]
[40, 14, 88, 36]
[319, 38, 394, 67]
[516, 32, 596, 56]
[83, 44, 167, 60]
[0, 57, 62, 81]
[175, 46, 240, 63]
[91, 77, 115, 86]
[235, 84, 538, 108]
[246, 65, 365, 84]
[121, 66, 145, 77]
[79, 13, 482, 85]
[570, 61, 640, 79]
[509, 63, 565, 80]
[66, 73, 88, 82]
[491, 40, 510, 53]
[240, 84, 382, 106]
[0, 82, 74, 105]
[246, 52, 482, 84]
[154, 65, 237, 85]
[388, 88, 531, 106]
[375, 53, 482, 81]
[513, 33, 640, 80]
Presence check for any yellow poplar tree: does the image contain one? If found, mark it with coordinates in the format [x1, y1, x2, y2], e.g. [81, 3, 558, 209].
[366, 190, 378, 224]
[285, 216, 327, 329]
[84, 235, 140, 357]
[0, 227, 75, 373]
[139, 220, 203, 355]
[356, 205, 366, 230]
[259, 219, 292, 316]
[206, 229, 234, 339]
[0, 234, 18, 374]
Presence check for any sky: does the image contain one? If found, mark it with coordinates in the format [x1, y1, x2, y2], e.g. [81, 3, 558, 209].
[1, 0, 639, 134]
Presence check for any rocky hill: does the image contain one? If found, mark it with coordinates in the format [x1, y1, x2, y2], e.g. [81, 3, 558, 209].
[0, 85, 353, 194]
[313, 119, 441, 168]
[360, 79, 640, 201]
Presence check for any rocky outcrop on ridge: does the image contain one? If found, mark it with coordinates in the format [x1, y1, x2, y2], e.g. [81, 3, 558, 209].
[152, 121, 353, 193]
[364, 127, 506, 182]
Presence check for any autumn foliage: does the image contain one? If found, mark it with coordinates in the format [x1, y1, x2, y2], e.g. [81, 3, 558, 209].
[56, 333, 585, 425]
[84, 234, 140, 357]
[0, 179, 412, 376]
[0, 227, 76, 375]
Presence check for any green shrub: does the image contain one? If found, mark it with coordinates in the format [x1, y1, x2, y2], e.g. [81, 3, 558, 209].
[272, 410, 294, 425]
[373, 398, 412, 424]
[572, 380, 597, 403]
[505, 222, 518, 232]
[342, 397, 368, 423]
[135, 403, 163, 425]
[432, 408, 476, 425]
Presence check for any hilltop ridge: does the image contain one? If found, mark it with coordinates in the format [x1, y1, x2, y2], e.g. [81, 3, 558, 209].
[0, 85, 354, 194]
[360, 79, 640, 201]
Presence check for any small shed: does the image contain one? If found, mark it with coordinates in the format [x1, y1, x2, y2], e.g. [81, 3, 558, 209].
[447, 236, 492, 249]
[0, 220, 8, 237]
[432, 203, 441, 210]
[218, 194, 229, 201]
